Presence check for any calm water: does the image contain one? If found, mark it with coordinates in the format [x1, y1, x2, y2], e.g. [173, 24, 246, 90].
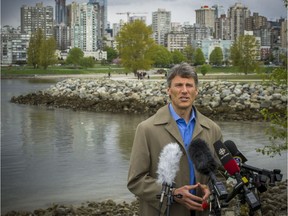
[1, 79, 287, 214]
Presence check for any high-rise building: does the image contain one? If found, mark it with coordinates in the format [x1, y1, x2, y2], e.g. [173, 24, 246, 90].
[215, 14, 230, 40]
[183, 24, 213, 41]
[55, 0, 69, 50]
[1, 29, 29, 65]
[129, 16, 146, 24]
[89, 0, 107, 43]
[55, 0, 66, 24]
[195, 6, 215, 32]
[227, 3, 250, 40]
[166, 32, 189, 52]
[20, 3, 54, 37]
[280, 20, 287, 50]
[245, 12, 268, 31]
[152, 8, 171, 46]
[70, 3, 99, 52]
[212, 4, 226, 18]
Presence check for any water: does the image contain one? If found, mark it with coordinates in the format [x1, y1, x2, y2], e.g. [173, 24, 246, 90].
[1, 79, 287, 214]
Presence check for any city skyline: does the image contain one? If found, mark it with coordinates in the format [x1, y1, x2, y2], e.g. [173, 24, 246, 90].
[1, 0, 287, 28]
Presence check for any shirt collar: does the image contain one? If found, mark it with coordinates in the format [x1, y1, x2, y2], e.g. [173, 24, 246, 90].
[169, 103, 196, 123]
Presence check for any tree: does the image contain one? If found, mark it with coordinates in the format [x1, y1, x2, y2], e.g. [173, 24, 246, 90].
[116, 20, 155, 74]
[256, 0, 288, 157]
[80, 57, 95, 68]
[230, 35, 260, 74]
[148, 45, 172, 68]
[194, 48, 205, 66]
[27, 29, 44, 68]
[39, 37, 57, 69]
[209, 47, 223, 66]
[258, 67, 287, 156]
[197, 64, 211, 76]
[104, 46, 118, 63]
[183, 45, 194, 64]
[171, 50, 186, 64]
[66, 47, 84, 68]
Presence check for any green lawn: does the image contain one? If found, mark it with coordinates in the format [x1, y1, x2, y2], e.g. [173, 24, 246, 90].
[1, 65, 275, 81]
[1, 64, 129, 76]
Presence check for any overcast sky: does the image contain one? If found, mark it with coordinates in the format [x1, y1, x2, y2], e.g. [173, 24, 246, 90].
[1, 0, 287, 27]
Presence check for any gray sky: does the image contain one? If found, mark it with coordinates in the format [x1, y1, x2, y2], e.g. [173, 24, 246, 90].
[1, 0, 287, 27]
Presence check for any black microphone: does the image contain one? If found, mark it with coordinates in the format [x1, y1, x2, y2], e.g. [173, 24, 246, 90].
[189, 139, 228, 200]
[224, 140, 247, 164]
[224, 140, 283, 187]
[213, 140, 261, 211]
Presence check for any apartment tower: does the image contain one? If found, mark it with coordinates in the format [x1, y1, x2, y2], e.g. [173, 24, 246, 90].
[152, 8, 171, 46]
[195, 6, 215, 32]
[20, 3, 54, 37]
[227, 3, 250, 40]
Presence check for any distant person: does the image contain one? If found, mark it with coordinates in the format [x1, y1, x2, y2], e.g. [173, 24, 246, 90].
[127, 62, 223, 216]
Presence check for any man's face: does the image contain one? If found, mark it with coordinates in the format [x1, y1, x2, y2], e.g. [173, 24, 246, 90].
[167, 75, 198, 111]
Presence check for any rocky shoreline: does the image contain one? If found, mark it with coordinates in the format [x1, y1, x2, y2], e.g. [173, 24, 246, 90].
[10, 78, 287, 121]
[2, 180, 287, 216]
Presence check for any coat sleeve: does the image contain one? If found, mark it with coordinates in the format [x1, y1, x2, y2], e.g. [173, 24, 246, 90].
[127, 122, 165, 213]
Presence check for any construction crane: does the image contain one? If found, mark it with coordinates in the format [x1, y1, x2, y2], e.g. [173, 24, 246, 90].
[116, 12, 148, 22]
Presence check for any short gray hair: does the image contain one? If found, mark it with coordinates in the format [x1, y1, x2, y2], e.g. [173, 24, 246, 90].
[167, 62, 198, 87]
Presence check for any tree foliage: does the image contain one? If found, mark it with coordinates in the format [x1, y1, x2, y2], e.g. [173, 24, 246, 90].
[27, 29, 44, 68]
[39, 37, 57, 69]
[197, 64, 211, 76]
[66, 47, 84, 68]
[116, 20, 155, 74]
[230, 35, 260, 74]
[104, 46, 118, 63]
[171, 50, 186, 64]
[209, 47, 223, 66]
[194, 48, 205, 66]
[80, 56, 95, 68]
[257, 67, 287, 156]
[148, 44, 172, 68]
[183, 45, 194, 64]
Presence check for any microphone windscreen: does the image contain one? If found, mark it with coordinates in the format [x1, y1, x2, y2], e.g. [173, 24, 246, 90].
[224, 140, 247, 163]
[188, 139, 217, 175]
[213, 140, 240, 175]
[157, 143, 183, 186]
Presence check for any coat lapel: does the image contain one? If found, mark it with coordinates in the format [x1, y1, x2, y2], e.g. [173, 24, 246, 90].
[153, 105, 185, 148]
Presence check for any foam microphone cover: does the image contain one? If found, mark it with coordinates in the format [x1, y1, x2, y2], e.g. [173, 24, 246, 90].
[188, 138, 217, 175]
[156, 143, 183, 186]
[213, 140, 240, 175]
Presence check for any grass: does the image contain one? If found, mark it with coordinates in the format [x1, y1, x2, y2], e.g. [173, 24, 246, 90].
[1, 64, 129, 76]
[0, 65, 275, 81]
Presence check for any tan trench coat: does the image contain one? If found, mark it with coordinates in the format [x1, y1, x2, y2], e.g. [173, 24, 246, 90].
[127, 105, 223, 216]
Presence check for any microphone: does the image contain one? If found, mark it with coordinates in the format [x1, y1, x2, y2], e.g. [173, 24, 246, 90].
[157, 143, 183, 187]
[156, 143, 183, 204]
[189, 139, 228, 201]
[213, 140, 240, 176]
[224, 140, 283, 187]
[224, 140, 247, 164]
[213, 140, 261, 211]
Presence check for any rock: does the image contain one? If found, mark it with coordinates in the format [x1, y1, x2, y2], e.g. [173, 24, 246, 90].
[3, 180, 287, 216]
[9, 79, 287, 122]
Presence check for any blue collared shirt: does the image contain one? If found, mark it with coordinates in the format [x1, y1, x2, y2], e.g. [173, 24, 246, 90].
[169, 103, 196, 192]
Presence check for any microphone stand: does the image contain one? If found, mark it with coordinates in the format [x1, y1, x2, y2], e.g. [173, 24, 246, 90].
[207, 181, 222, 216]
[166, 183, 175, 216]
[157, 182, 176, 216]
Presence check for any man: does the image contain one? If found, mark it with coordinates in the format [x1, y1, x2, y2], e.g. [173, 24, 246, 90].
[127, 63, 223, 216]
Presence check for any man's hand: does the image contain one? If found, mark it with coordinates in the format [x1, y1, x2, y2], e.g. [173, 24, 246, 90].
[173, 183, 210, 211]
